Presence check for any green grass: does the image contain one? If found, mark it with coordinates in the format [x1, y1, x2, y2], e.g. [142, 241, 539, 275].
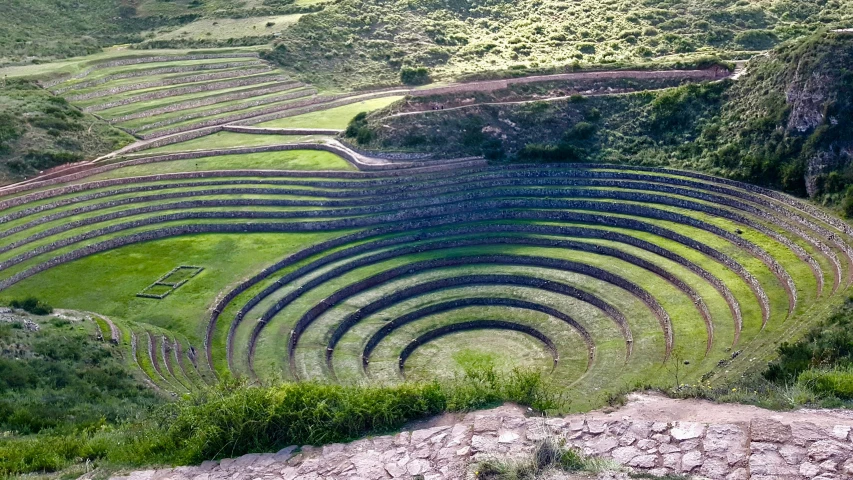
[115, 87, 312, 130]
[146, 15, 304, 42]
[0, 316, 162, 435]
[0, 231, 346, 345]
[0, 366, 562, 476]
[141, 132, 325, 154]
[88, 150, 356, 181]
[258, 96, 404, 129]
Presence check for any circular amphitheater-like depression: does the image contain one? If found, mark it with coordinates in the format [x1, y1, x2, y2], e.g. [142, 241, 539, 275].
[3, 147, 851, 408]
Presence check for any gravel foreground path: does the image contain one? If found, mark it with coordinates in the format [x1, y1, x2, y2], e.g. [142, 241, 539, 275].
[107, 392, 853, 480]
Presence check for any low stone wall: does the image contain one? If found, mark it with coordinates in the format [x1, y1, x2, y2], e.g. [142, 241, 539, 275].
[107, 397, 853, 480]
[85, 75, 287, 113]
[66, 67, 272, 102]
[337, 139, 434, 161]
[51, 61, 266, 95]
[221, 126, 342, 135]
[230, 91, 402, 126]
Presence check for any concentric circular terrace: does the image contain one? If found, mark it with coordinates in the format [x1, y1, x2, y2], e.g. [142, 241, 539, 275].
[1, 143, 851, 408]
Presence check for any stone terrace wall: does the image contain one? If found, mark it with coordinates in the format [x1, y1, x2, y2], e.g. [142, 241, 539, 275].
[85, 75, 288, 112]
[41, 53, 259, 88]
[109, 398, 853, 480]
[112, 82, 301, 123]
[51, 61, 266, 95]
[66, 67, 272, 102]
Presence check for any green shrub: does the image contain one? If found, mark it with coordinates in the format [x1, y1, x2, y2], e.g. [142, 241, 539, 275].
[9, 297, 52, 315]
[564, 121, 596, 141]
[798, 367, 853, 399]
[735, 30, 779, 50]
[400, 66, 431, 85]
[516, 143, 582, 163]
[765, 297, 853, 383]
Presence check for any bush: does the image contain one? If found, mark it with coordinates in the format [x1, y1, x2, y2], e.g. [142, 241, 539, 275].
[734, 30, 779, 50]
[798, 368, 853, 400]
[400, 66, 431, 85]
[764, 297, 853, 383]
[9, 297, 53, 315]
[516, 143, 582, 163]
[344, 111, 374, 145]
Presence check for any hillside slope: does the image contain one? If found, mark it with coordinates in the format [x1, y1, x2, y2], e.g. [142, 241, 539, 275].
[361, 31, 853, 204]
[0, 80, 134, 184]
[266, 0, 853, 89]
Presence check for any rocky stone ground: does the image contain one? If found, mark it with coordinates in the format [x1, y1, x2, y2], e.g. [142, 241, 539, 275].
[109, 393, 853, 480]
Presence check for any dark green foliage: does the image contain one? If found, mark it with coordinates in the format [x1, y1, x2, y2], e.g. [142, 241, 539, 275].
[0, 366, 564, 475]
[343, 111, 374, 145]
[647, 82, 725, 133]
[0, 79, 132, 183]
[734, 29, 779, 49]
[0, 317, 160, 436]
[516, 143, 582, 163]
[9, 297, 52, 315]
[798, 368, 853, 400]
[400, 66, 431, 85]
[263, 0, 847, 88]
[0, 113, 21, 153]
[764, 297, 853, 384]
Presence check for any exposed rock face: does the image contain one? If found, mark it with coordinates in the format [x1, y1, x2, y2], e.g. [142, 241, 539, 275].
[110, 399, 853, 480]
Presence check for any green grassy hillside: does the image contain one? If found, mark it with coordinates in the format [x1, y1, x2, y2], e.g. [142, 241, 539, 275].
[265, 0, 852, 89]
[0, 0, 317, 64]
[362, 31, 853, 207]
[0, 80, 133, 184]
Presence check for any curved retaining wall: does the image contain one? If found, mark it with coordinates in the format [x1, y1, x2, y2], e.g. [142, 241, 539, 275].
[136, 92, 346, 139]
[359, 297, 594, 373]
[286, 273, 632, 379]
[397, 320, 559, 376]
[0, 190, 795, 318]
[230, 91, 403, 126]
[84, 74, 287, 113]
[111, 82, 303, 123]
[242, 235, 698, 373]
[284, 255, 664, 378]
[130, 88, 315, 134]
[66, 67, 273, 102]
[0, 211, 767, 366]
[0, 154, 485, 207]
[52, 61, 266, 95]
[40, 53, 260, 88]
[235, 223, 741, 375]
[5, 173, 828, 294]
[574, 164, 853, 245]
